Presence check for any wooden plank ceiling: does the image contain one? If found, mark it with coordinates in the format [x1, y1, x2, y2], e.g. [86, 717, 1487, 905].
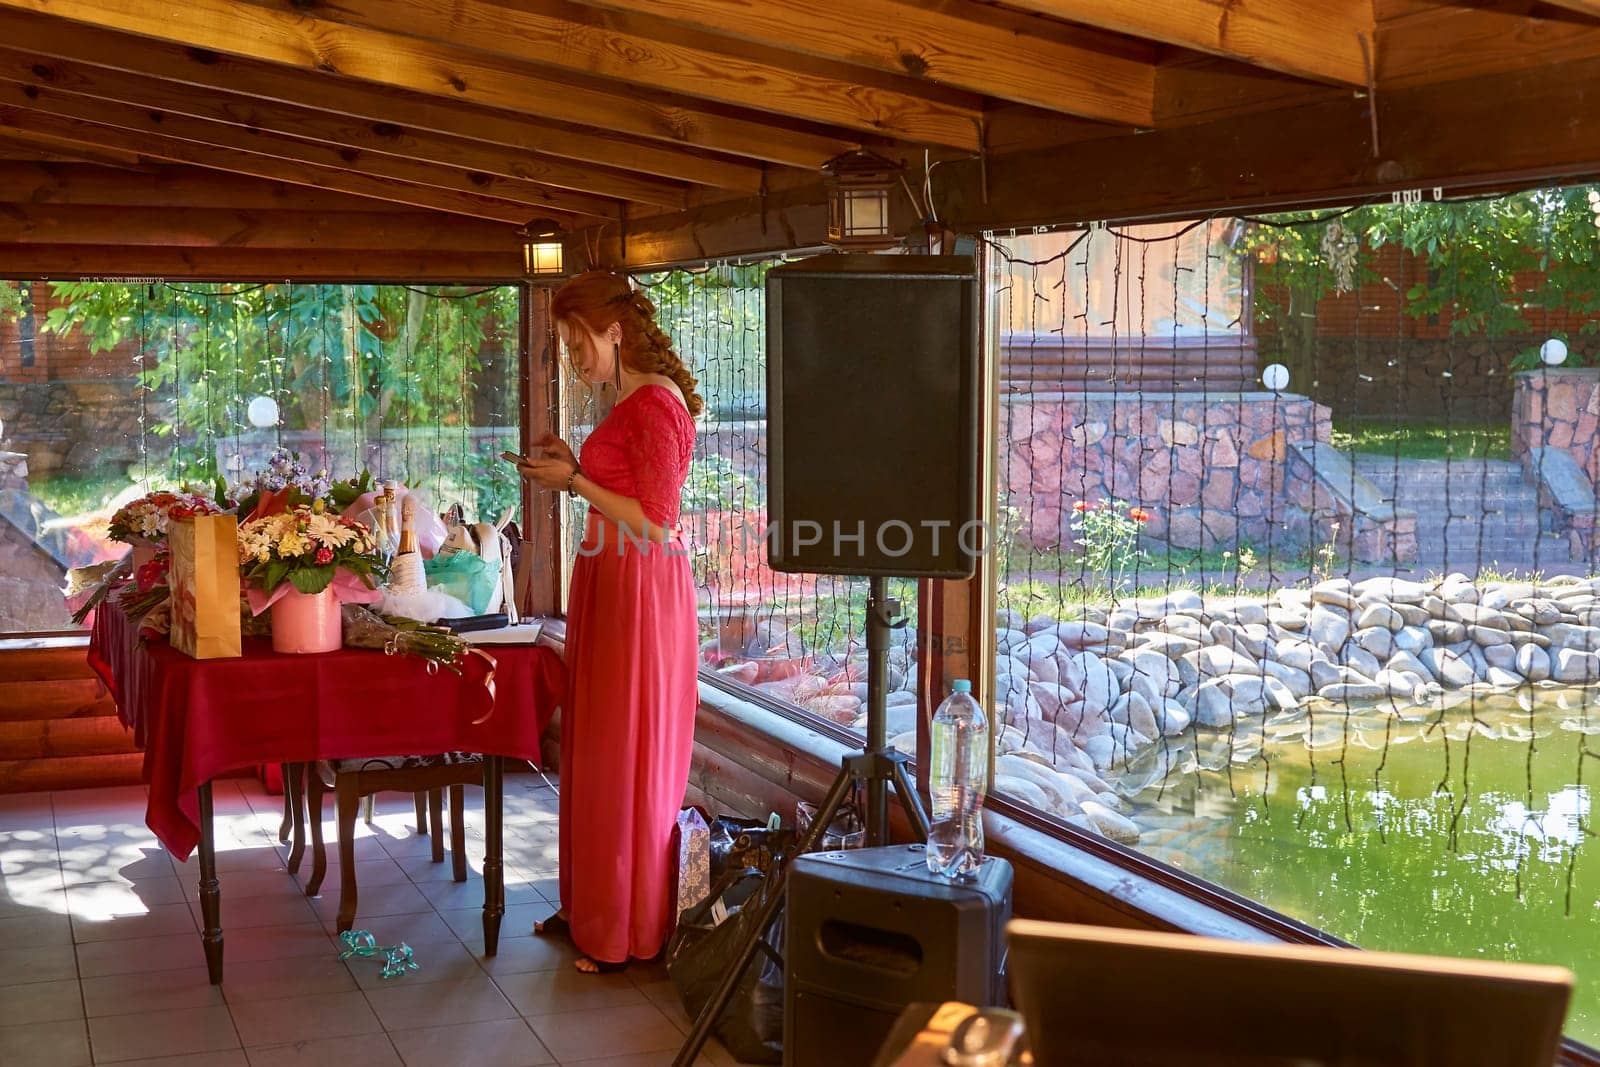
[0, 0, 1596, 277]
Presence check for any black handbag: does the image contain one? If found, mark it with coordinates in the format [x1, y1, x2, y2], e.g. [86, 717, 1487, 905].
[666, 867, 786, 1064]
[708, 813, 795, 880]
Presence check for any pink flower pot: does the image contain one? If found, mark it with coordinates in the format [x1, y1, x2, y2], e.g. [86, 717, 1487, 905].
[271, 586, 341, 654]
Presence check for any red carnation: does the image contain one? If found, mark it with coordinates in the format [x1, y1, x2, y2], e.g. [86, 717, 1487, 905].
[1072, 500, 1092, 513]
[315, 547, 334, 565]
[1129, 507, 1152, 523]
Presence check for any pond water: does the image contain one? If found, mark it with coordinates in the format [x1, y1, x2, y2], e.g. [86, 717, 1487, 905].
[1129, 687, 1600, 1049]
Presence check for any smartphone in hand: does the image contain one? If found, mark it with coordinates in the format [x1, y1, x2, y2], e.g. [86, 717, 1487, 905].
[499, 450, 528, 465]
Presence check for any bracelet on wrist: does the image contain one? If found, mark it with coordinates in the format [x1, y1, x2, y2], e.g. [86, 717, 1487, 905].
[565, 468, 582, 496]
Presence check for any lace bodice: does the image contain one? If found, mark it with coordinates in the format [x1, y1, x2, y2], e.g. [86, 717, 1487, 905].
[578, 384, 696, 527]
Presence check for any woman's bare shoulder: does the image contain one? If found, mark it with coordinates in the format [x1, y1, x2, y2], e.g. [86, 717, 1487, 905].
[639, 376, 690, 412]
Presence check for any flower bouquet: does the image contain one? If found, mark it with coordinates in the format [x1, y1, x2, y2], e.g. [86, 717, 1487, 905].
[238, 501, 387, 654]
[108, 491, 222, 569]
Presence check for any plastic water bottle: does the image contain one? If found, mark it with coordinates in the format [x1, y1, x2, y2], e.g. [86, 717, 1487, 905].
[926, 679, 989, 878]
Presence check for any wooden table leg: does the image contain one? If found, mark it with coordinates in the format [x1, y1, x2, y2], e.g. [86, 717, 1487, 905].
[482, 755, 504, 955]
[286, 763, 306, 874]
[197, 781, 224, 985]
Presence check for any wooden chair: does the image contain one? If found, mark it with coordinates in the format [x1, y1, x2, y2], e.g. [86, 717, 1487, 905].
[303, 754, 483, 933]
[282, 763, 439, 872]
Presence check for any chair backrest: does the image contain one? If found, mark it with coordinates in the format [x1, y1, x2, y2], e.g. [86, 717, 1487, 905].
[1006, 919, 1572, 1067]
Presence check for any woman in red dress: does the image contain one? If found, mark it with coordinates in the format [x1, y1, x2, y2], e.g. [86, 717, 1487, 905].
[517, 271, 701, 974]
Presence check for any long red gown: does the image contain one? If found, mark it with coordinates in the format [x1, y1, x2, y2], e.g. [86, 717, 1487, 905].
[560, 382, 699, 964]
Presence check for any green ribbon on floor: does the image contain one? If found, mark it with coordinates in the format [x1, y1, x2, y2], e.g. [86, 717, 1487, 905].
[337, 929, 419, 980]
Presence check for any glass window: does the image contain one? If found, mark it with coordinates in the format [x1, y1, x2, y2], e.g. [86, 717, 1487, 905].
[0, 281, 520, 634]
[989, 194, 1600, 1050]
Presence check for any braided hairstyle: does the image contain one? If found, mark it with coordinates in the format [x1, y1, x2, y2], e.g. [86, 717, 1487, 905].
[550, 270, 704, 417]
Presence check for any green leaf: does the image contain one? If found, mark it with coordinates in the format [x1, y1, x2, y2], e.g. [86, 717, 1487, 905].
[264, 558, 291, 592]
[289, 564, 336, 595]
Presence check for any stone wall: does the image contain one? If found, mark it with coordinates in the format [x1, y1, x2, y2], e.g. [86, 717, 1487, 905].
[1513, 368, 1600, 485]
[0, 379, 149, 477]
[1000, 391, 1332, 553]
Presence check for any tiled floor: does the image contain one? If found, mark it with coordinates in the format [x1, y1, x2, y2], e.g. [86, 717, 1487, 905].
[0, 778, 735, 1066]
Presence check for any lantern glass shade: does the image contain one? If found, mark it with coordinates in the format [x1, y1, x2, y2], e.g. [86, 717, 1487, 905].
[523, 239, 563, 276]
[823, 150, 902, 251]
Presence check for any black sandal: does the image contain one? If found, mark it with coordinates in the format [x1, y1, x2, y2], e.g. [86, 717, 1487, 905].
[533, 913, 571, 939]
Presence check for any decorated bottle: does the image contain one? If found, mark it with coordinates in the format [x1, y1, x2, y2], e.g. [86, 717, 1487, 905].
[926, 679, 989, 878]
[388, 494, 425, 595]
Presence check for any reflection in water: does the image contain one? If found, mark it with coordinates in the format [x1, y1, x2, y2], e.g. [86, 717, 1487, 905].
[1126, 688, 1600, 1047]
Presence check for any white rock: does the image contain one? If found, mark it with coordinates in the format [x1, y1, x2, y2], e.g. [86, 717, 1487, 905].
[1318, 682, 1386, 702]
[1078, 800, 1141, 844]
[1373, 669, 1425, 701]
[1387, 649, 1430, 679]
[1356, 603, 1406, 632]
[1106, 657, 1134, 687]
[1135, 590, 1203, 619]
[1393, 625, 1432, 654]
[1268, 607, 1307, 631]
[1552, 647, 1600, 684]
[1154, 698, 1191, 736]
[1547, 624, 1600, 653]
[1260, 658, 1314, 698]
[1136, 633, 1203, 659]
[1111, 690, 1159, 741]
[1193, 674, 1271, 726]
[997, 628, 1031, 655]
[1055, 699, 1110, 741]
[1189, 645, 1262, 679]
[995, 775, 1051, 811]
[1068, 652, 1119, 717]
[1393, 603, 1432, 627]
[1310, 579, 1358, 610]
[1056, 620, 1113, 650]
[1273, 637, 1321, 673]
[1023, 615, 1058, 634]
[1440, 580, 1479, 605]
[1157, 615, 1206, 642]
[1427, 620, 1468, 644]
[1516, 643, 1551, 682]
[1421, 647, 1476, 689]
[1353, 577, 1430, 603]
[1308, 605, 1352, 652]
[1446, 603, 1508, 629]
[1485, 666, 1525, 688]
[1120, 649, 1181, 699]
[1484, 643, 1519, 672]
[1352, 626, 1395, 661]
[1027, 681, 1074, 717]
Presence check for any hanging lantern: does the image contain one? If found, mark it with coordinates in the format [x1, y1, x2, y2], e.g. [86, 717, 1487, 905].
[823, 150, 903, 251]
[518, 218, 565, 277]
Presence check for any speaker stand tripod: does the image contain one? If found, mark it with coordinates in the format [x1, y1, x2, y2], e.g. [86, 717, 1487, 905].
[673, 576, 933, 1066]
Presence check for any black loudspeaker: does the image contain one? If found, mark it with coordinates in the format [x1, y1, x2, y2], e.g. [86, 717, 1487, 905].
[766, 254, 980, 578]
[783, 845, 1013, 1067]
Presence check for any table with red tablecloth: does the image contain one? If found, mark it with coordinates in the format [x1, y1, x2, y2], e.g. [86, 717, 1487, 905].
[88, 602, 566, 982]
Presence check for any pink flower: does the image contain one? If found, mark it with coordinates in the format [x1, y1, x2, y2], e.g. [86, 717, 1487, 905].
[315, 547, 333, 565]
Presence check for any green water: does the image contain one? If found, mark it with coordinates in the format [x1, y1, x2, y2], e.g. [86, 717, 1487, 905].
[1128, 689, 1600, 1050]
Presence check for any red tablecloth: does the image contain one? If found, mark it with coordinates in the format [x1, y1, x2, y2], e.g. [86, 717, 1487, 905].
[88, 604, 565, 861]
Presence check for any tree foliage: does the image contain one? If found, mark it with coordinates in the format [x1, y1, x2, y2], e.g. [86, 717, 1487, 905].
[1246, 186, 1600, 371]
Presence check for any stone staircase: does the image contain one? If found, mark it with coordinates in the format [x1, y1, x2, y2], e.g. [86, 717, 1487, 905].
[1352, 455, 1577, 573]
[0, 640, 142, 793]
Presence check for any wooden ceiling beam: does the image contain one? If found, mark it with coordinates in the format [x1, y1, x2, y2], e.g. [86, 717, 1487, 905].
[0, 127, 151, 168]
[1542, 1, 1600, 16]
[0, 105, 550, 224]
[0, 0, 856, 166]
[1377, 3, 1600, 87]
[509, 0, 1156, 125]
[0, 205, 525, 250]
[0, 244, 525, 282]
[0, 50, 690, 208]
[991, 0, 1374, 87]
[0, 8, 766, 190]
[258, 0, 985, 148]
[0, 81, 619, 220]
[0, 163, 440, 211]
[596, 53, 1600, 267]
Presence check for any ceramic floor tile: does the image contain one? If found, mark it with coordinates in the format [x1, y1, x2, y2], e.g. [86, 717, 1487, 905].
[0, 942, 80, 984]
[108, 1051, 250, 1067]
[0, 794, 57, 832]
[73, 900, 196, 943]
[0, 978, 83, 1027]
[469, 930, 574, 977]
[220, 955, 358, 1004]
[0, 879, 67, 919]
[385, 1017, 553, 1067]
[0, 909, 73, 948]
[437, 903, 550, 944]
[243, 1033, 403, 1066]
[319, 910, 457, 947]
[394, 852, 480, 883]
[80, 967, 223, 1018]
[343, 939, 487, 991]
[229, 989, 383, 1048]
[180, 869, 303, 902]
[310, 880, 433, 923]
[414, 875, 543, 911]
[363, 974, 517, 1031]
[65, 875, 187, 918]
[188, 893, 319, 931]
[494, 968, 647, 1017]
[86, 1004, 240, 1063]
[525, 1004, 682, 1063]
[0, 1017, 90, 1067]
[223, 923, 343, 964]
[74, 931, 207, 978]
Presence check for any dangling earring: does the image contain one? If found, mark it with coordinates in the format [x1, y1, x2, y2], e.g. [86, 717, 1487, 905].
[612, 342, 622, 393]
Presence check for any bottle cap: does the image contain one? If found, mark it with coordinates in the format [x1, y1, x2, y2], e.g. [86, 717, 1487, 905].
[952, 679, 972, 693]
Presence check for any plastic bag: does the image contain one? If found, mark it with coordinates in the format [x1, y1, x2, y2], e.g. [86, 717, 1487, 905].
[423, 552, 501, 615]
[709, 813, 793, 881]
[673, 807, 712, 919]
[667, 869, 785, 1065]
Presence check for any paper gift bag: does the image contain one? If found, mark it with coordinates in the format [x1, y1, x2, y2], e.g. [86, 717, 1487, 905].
[674, 806, 712, 918]
[169, 513, 242, 660]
